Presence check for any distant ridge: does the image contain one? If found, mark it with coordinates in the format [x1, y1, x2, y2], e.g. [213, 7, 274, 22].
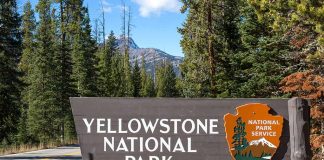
[116, 36, 183, 76]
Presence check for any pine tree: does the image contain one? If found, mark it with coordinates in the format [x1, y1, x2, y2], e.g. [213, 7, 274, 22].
[56, 0, 76, 141]
[123, 50, 133, 96]
[164, 62, 178, 97]
[139, 55, 156, 97]
[179, 1, 212, 98]
[19, 1, 36, 75]
[247, 0, 324, 48]
[27, 0, 62, 143]
[215, 0, 241, 98]
[70, 2, 97, 97]
[146, 74, 156, 97]
[121, 1, 133, 97]
[50, 1, 76, 141]
[234, 1, 292, 98]
[0, 0, 22, 144]
[179, 0, 241, 98]
[110, 52, 126, 97]
[132, 58, 141, 97]
[156, 61, 177, 97]
[82, 8, 98, 96]
[18, 1, 36, 144]
[98, 31, 117, 96]
[139, 55, 148, 97]
[179, 0, 293, 98]
[232, 117, 248, 155]
[247, 0, 323, 82]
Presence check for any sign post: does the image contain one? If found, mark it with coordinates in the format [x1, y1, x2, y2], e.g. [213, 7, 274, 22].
[288, 98, 311, 160]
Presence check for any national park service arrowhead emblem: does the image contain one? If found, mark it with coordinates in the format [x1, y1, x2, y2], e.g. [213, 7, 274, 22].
[224, 103, 284, 160]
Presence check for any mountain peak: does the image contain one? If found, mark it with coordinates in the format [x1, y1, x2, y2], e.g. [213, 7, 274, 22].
[116, 36, 139, 49]
[249, 137, 277, 148]
[115, 36, 183, 76]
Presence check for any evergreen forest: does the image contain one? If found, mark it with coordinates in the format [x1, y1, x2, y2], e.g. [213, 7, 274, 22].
[0, 0, 323, 158]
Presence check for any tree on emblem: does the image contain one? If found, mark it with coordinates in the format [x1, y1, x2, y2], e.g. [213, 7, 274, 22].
[232, 117, 249, 156]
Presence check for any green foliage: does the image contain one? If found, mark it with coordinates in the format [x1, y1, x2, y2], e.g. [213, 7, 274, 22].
[123, 50, 133, 96]
[140, 56, 155, 97]
[0, 0, 22, 143]
[18, 1, 36, 144]
[178, 1, 211, 98]
[179, 0, 241, 98]
[132, 59, 141, 97]
[20, 1, 36, 75]
[179, 0, 294, 98]
[234, 2, 293, 98]
[110, 52, 126, 97]
[235, 37, 291, 98]
[2, 0, 321, 151]
[247, 0, 324, 46]
[215, 0, 241, 97]
[19, 0, 78, 144]
[48, 0, 78, 141]
[139, 56, 148, 97]
[247, 0, 323, 75]
[156, 61, 178, 97]
[97, 31, 117, 96]
[70, 3, 98, 97]
[27, 0, 62, 143]
[97, 31, 133, 97]
[145, 75, 156, 97]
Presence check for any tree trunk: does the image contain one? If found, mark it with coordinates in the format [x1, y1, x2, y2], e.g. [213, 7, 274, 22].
[207, 0, 216, 97]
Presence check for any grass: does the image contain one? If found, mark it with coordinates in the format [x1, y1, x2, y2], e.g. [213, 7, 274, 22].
[0, 139, 78, 156]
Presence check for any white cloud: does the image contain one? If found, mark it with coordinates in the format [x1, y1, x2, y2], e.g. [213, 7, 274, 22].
[103, 6, 112, 13]
[101, 0, 112, 13]
[132, 0, 180, 17]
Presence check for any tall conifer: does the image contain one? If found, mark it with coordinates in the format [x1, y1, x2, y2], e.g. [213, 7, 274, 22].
[57, 0, 76, 141]
[110, 53, 126, 97]
[140, 56, 156, 97]
[234, 1, 291, 97]
[140, 56, 148, 97]
[70, 1, 97, 97]
[156, 61, 177, 97]
[132, 59, 141, 97]
[27, 0, 62, 143]
[18, 1, 36, 144]
[98, 31, 117, 96]
[0, 0, 22, 144]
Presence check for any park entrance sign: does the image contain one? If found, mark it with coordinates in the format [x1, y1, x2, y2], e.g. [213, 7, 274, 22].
[70, 98, 310, 160]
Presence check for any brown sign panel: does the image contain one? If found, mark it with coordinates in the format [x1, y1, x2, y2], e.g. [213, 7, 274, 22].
[224, 103, 284, 160]
[70, 98, 291, 160]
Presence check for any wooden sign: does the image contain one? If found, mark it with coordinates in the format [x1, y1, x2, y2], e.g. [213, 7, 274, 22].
[224, 103, 284, 160]
[70, 98, 310, 160]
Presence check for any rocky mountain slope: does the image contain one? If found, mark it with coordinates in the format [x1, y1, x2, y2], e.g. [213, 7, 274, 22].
[116, 37, 183, 76]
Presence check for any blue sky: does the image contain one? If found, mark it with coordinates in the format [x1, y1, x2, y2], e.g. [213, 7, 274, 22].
[17, 0, 186, 57]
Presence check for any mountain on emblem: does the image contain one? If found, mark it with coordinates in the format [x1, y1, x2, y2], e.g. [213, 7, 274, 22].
[249, 137, 277, 148]
[224, 103, 284, 160]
